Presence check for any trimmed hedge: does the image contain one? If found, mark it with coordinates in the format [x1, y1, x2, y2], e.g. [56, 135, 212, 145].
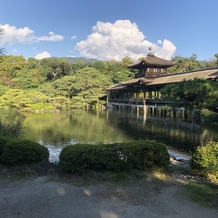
[190, 141, 218, 177]
[0, 137, 49, 165]
[59, 140, 170, 173]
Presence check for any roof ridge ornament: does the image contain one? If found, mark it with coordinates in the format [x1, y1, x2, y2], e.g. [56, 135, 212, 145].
[148, 47, 153, 56]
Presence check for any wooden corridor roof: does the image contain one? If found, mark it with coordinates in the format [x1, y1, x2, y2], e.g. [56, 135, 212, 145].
[148, 67, 218, 86]
[106, 67, 218, 91]
[106, 78, 154, 91]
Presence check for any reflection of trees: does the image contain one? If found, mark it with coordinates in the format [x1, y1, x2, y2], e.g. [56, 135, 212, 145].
[106, 110, 216, 153]
[3, 109, 217, 153]
[23, 111, 128, 146]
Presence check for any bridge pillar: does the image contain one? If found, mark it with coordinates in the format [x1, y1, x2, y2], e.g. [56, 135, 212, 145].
[136, 107, 139, 117]
[143, 105, 147, 114]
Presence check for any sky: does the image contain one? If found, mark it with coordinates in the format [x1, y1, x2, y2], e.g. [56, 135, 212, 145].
[0, 0, 218, 61]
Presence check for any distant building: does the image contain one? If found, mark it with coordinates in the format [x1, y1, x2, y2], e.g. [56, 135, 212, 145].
[106, 54, 218, 107]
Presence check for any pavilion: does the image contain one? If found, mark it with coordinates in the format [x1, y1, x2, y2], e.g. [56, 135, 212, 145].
[106, 53, 218, 109]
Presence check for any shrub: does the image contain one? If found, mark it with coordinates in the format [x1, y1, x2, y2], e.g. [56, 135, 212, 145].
[190, 141, 218, 178]
[1, 138, 49, 165]
[59, 140, 170, 173]
[0, 114, 25, 138]
[0, 136, 10, 159]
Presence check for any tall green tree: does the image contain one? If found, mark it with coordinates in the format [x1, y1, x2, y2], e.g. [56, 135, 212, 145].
[160, 78, 218, 111]
[53, 76, 76, 99]
[40, 58, 72, 80]
[168, 54, 204, 74]
[0, 55, 29, 78]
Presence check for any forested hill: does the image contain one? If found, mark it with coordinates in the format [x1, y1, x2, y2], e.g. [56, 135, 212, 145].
[50, 57, 99, 64]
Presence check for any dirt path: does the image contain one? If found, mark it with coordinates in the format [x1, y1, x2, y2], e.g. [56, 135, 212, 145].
[0, 172, 217, 218]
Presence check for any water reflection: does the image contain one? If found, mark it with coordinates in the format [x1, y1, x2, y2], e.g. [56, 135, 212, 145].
[1, 109, 218, 162]
[106, 110, 203, 152]
[23, 110, 131, 162]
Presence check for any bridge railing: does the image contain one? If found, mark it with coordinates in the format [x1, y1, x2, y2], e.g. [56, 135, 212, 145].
[108, 98, 181, 106]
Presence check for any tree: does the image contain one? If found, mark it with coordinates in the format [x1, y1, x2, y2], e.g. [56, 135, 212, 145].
[40, 58, 72, 80]
[111, 70, 135, 83]
[160, 78, 218, 111]
[0, 55, 29, 78]
[70, 67, 112, 107]
[53, 76, 76, 99]
[91, 61, 107, 73]
[167, 55, 204, 74]
[11, 70, 40, 89]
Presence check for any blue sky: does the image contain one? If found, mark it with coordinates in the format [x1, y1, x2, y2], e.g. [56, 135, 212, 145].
[0, 0, 217, 61]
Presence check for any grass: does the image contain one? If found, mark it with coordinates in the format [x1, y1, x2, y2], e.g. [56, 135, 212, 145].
[0, 162, 170, 186]
[183, 181, 218, 208]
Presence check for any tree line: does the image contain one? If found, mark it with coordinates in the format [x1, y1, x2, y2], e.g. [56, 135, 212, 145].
[0, 55, 135, 111]
[0, 51, 217, 112]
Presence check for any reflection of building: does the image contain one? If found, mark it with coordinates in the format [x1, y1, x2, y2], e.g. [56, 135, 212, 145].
[106, 54, 218, 110]
[106, 110, 203, 152]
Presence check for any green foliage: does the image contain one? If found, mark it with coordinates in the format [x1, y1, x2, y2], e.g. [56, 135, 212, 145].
[59, 140, 170, 173]
[160, 78, 218, 110]
[167, 54, 204, 74]
[12, 70, 40, 89]
[40, 58, 72, 80]
[53, 76, 76, 99]
[0, 84, 9, 96]
[0, 54, 217, 112]
[0, 55, 29, 78]
[0, 136, 9, 159]
[0, 113, 25, 137]
[183, 181, 218, 208]
[111, 70, 135, 83]
[190, 141, 218, 178]
[201, 109, 218, 125]
[0, 138, 49, 165]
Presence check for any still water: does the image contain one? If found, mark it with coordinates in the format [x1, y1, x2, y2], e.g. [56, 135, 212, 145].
[20, 109, 218, 162]
[2, 109, 218, 162]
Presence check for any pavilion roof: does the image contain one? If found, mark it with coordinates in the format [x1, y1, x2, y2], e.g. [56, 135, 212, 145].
[128, 54, 177, 69]
[106, 78, 154, 91]
[106, 67, 218, 91]
[148, 67, 218, 86]
[106, 83, 126, 91]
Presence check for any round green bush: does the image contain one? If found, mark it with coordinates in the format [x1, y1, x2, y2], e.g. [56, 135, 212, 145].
[1, 139, 49, 165]
[190, 141, 218, 176]
[59, 140, 170, 173]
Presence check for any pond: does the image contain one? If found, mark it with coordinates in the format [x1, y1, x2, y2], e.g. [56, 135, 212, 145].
[2, 109, 218, 162]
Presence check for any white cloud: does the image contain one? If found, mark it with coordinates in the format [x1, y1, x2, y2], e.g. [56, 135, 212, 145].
[0, 24, 35, 45]
[37, 31, 64, 42]
[71, 35, 76, 40]
[154, 39, 177, 60]
[35, 51, 51, 60]
[0, 24, 64, 45]
[75, 20, 176, 61]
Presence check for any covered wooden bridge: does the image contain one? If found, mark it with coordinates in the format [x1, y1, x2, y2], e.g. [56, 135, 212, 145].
[106, 53, 218, 113]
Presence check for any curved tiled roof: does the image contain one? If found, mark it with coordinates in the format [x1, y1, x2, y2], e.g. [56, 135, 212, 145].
[148, 67, 218, 86]
[106, 67, 218, 91]
[128, 54, 177, 69]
